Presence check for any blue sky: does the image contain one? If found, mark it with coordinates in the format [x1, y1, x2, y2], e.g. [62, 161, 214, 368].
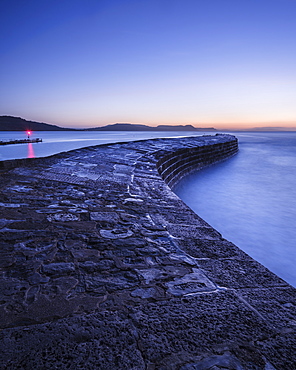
[1, 0, 295, 129]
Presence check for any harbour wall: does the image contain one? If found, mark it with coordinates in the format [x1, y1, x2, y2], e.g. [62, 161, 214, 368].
[156, 137, 238, 187]
[0, 134, 295, 369]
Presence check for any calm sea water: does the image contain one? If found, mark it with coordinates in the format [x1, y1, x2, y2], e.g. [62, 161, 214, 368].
[175, 132, 296, 288]
[0, 131, 204, 161]
[1, 130, 295, 287]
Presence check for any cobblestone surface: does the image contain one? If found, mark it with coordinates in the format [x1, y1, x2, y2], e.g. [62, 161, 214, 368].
[0, 135, 295, 369]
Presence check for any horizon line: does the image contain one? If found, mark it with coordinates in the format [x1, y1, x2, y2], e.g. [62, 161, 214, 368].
[1, 115, 296, 131]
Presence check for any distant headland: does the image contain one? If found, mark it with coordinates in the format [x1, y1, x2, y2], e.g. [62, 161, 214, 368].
[2, 116, 295, 132]
[0, 116, 216, 132]
[0, 116, 71, 131]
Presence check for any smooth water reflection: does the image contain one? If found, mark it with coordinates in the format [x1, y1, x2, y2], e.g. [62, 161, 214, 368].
[0, 131, 207, 161]
[174, 132, 296, 287]
[27, 143, 35, 158]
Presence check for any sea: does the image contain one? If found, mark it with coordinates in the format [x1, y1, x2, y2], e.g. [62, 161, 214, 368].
[1, 130, 296, 287]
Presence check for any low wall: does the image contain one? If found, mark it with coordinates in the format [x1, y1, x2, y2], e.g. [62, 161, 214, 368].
[156, 135, 238, 187]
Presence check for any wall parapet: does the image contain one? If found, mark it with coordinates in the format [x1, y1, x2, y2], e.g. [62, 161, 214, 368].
[156, 134, 238, 187]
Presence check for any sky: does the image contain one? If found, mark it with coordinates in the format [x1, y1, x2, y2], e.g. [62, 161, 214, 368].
[1, 0, 296, 129]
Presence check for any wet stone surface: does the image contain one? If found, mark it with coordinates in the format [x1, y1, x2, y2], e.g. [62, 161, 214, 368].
[0, 135, 295, 369]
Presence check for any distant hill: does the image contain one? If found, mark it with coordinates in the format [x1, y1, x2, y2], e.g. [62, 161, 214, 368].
[0, 116, 216, 132]
[0, 116, 73, 131]
[86, 123, 216, 131]
[86, 123, 154, 131]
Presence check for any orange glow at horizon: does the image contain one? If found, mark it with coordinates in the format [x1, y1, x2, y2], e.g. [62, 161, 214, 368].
[1, 1, 295, 132]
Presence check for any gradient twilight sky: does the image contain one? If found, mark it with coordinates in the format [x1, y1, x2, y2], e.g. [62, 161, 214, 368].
[1, 0, 296, 129]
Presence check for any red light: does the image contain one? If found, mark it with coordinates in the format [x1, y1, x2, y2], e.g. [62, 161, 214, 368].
[27, 131, 31, 135]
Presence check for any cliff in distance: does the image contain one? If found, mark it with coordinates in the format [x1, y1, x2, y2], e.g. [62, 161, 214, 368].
[0, 116, 72, 131]
[0, 116, 216, 131]
[86, 123, 216, 131]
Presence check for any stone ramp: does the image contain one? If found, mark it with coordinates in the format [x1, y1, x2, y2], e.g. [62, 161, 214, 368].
[0, 135, 295, 369]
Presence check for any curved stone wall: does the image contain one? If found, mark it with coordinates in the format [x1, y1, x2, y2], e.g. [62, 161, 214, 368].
[0, 134, 295, 369]
[156, 134, 238, 187]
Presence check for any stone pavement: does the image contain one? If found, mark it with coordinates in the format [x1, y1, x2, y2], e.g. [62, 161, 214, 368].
[0, 135, 295, 369]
